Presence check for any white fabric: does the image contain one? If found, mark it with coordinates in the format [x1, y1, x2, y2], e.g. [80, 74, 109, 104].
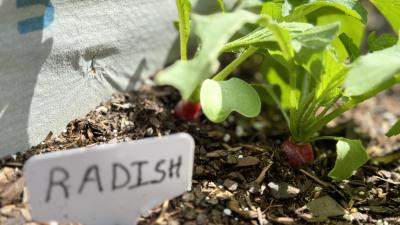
[0, 0, 179, 156]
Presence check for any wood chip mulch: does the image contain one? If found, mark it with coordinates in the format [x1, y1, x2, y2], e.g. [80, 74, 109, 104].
[0, 85, 399, 225]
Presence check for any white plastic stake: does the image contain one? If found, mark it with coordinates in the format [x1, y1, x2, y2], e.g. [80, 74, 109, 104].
[24, 133, 195, 225]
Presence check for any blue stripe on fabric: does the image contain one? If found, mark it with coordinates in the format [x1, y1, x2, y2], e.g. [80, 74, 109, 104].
[17, 0, 54, 34]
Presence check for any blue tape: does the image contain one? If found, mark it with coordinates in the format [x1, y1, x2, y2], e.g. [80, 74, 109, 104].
[17, 0, 54, 34]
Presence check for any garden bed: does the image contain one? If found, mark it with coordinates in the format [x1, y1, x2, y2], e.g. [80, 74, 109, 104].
[0, 85, 399, 225]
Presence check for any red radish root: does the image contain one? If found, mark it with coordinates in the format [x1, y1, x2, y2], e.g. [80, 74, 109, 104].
[281, 138, 314, 167]
[174, 100, 202, 121]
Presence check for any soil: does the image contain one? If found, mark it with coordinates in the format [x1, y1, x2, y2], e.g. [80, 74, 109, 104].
[0, 84, 399, 225]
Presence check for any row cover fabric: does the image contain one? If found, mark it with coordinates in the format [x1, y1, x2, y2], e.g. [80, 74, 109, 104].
[0, 0, 180, 157]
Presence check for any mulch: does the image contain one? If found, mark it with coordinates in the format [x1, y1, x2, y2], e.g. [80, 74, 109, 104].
[0, 85, 399, 225]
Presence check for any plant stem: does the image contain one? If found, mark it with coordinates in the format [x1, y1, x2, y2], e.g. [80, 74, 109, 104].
[295, 96, 319, 141]
[310, 136, 340, 142]
[316, 94, 342, 119]
[180, 36, 187, 61]
[265, 85, 290, 124]
[305, 79, 400, 139]
[289, 68, 297, 112]
[305, 99, 357, 136]
[287, 64, 299, 139]
[213, 46, 258, 81]
[176, 0, 187, 61]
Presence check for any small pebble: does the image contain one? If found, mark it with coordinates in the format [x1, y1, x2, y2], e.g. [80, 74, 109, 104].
[223, 208, 232, 216]
[146, 127, 153, 135]
[235, 125, 245, 137]
[260, 184, 266, 195]
[252, 121, 266, 130]
[376, 220, 389, 225]
[223, 179, 238, 191]
[268, 182, 300, 199]
[223, 134, 231, 142]
[182, 192, 195, 202]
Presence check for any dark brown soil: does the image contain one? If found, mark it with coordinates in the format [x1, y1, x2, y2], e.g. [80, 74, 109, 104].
[0, 85, 399, 225]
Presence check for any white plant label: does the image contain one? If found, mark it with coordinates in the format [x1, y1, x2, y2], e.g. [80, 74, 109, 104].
[24, 133, 195, 225]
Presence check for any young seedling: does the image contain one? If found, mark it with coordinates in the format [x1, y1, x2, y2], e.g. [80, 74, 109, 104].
[246, 0, 400, 180]
[171, 0, 227, 121]
[165, 0, 262, 122]
[157, 0, 400, 181]
[172, 0, 202, 121]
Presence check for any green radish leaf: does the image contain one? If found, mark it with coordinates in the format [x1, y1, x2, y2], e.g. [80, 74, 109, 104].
[339, 33, 360, 62]
[370, 0, 400, 34]
[285, 0, 367, 23]
[263, 60, 300, 109]
[260, 20, 300, 109]
[222, 22, 310, 52]
[344, 44, 400, 96]
[328, 138, 369, 181]
[292, 22, 339, 51]
[200, 78, 261, 123]
[368, 32, 398, 52]
[261, 2, 283, 20]
[316, 13, 364, 62]
[285, 0, 366, 61]
[315, 49, 347, 101]
[222, 22, 339, 53]
[386, 119, 400, 137]
[156, 11, 259, 99]
[176, 0, 192, 60]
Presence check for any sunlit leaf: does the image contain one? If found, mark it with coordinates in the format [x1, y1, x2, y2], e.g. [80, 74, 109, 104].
[316, 13, 364, 62]
[370, 0, 400, 34]
[315, 48, 347, 101]
[261, 2, 283, 20]
[292, 23, 339, 51]
[222, 22, 338, 53]
[200, 78, 261, 122]
[261, 56, 301, 109]
[285, 0, 366, 61]
[368, 32, 398, 52]
[222, 22, 309, 52]
[156, 11, 259, 99]
[328, 138, 369, 181]
[344, 44, 400, 96]
[285, 0, 367, 23]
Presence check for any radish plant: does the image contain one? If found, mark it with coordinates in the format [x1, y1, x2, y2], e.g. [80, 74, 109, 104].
[157, 0, 400, 181]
